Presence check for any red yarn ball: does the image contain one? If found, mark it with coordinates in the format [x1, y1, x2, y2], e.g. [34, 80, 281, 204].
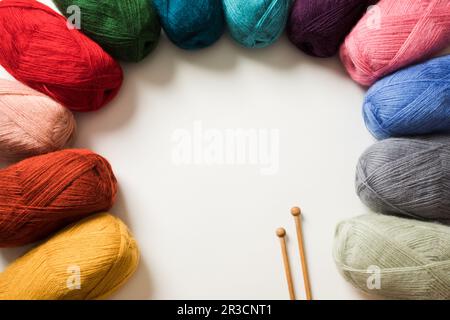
[0, 149, 117, 247]
[0, 0, 123, 112]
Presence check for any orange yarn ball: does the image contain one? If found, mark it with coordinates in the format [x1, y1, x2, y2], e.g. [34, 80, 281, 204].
[0, 149, 117, 247]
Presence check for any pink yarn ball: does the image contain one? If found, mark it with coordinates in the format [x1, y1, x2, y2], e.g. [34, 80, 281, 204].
[0, 79, 76, 162]
[340, 0, 450, 86]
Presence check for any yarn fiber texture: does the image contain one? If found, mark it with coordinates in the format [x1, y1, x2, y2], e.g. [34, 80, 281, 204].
[0, 213, 139, 300]
[287, 0, 378, 58]
[153, 0, 225, 50]
[356, 136, 450, 224]
[334, 214, 450, 300]
[53, 0, 161, 62]
[223, 0, 291, 48]
[0, 0, 123, 112]
[363, 55, 450, 139]
[0, 79, 75, 162]
[0, 149, 117, 247]
[340, 0, 450, 86]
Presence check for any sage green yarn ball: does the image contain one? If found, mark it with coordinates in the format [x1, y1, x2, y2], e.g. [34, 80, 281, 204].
[53, 0, 161, 62]
[334, 214, 450, 300]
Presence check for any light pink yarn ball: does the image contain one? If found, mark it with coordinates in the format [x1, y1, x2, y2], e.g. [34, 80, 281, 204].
[340, 0, 450, 86]
[0, 79, 76, 161]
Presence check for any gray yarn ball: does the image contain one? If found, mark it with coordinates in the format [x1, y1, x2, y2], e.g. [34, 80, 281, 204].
[356, 136, 450, 224]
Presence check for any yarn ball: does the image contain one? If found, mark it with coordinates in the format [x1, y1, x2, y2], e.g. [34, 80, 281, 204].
[287, 0, 377, 58]
[0, 149, 117, 247]
[223, 0, 291, 48]
[153, 0, 225, 50]
[0, 0, 123, 112]
[0, 213, 139, 300]
[53, 0, 161, 62]
[340, 0, 450, 86]
[334, 214, 450, 300]
[356, 136, 450, 224]
[363, 55, 450, 139]
[0, 79, 76, 162]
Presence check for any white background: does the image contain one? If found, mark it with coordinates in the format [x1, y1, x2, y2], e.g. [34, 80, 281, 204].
[0, 0, 383, 300]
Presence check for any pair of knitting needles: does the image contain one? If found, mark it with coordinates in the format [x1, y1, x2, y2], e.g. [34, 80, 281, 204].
[276, 206, 312, 300]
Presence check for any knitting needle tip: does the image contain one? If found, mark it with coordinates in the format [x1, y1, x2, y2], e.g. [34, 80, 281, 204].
[291, 206, 301, 217]
[276, 227, 286, 238]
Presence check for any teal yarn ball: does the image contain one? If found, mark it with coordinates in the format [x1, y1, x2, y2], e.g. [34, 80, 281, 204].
[153, 0, 225, 50]
[223, 0, 291, 48]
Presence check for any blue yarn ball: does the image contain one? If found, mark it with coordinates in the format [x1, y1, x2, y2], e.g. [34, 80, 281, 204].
[153, 0, 225, 50]
[223, 0, 291, 48]
[363, 55, 450, 139]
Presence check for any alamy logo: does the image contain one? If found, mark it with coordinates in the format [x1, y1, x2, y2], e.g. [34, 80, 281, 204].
[66, 265, 81, 290]
[366, 265, 381, 290]
[366, 5, 381, 30]
[66, 5, 81, 30]
[171, 121, 280, 175]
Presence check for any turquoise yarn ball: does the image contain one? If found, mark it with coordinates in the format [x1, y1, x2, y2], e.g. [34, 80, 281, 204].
[223, 0, 291, 48]
[153, 0, 225, 50]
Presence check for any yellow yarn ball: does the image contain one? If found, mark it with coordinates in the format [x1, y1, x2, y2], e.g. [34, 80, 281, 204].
[0, 213, 139, 300]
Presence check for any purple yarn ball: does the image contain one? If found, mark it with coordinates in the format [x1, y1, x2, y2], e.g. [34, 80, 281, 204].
[287, 0, 378, 58]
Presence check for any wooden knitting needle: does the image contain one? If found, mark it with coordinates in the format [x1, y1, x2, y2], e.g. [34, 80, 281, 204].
[291, 206, 312, 300]
[276, 227, 296, 300]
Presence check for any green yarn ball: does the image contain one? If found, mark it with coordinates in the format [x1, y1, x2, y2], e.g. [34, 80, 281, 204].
[53, 0, 161, 62]
[334, 214, 450, 300]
